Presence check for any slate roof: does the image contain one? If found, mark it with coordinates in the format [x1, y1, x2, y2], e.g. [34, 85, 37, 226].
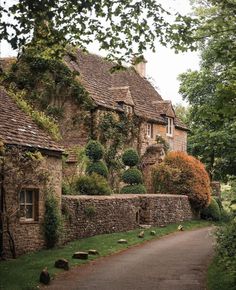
[0, 87, 62, 153]
[65, 50, 188, 131]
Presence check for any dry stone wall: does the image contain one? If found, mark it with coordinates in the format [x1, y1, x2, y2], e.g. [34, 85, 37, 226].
[61, 194, 193, 244]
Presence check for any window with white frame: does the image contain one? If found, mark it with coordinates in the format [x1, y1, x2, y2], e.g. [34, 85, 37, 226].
[166, 117, 174, 136]
[146, 123, 153, 138]
[20, 189, 39, 221]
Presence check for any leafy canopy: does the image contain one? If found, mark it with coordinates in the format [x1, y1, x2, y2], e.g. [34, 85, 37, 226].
[0, 0, 197, 60]
[178, 0, 236, 181]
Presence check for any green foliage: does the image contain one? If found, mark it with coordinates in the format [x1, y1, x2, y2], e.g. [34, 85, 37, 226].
[7, 87, 61, 141]
[122, 167, 143, 185]
[152, 151, 211, 210]
[155, 135, 170, 154]
[85, 140, 104, 162]
[212, 219, 236, 287]
[122, 148, 139, 167]
[75, 173, 112, 195]
[178, 0, 236, 181]
[44, 193, 62, 248]
[1, 1, 198, 61]
[201, 197, 221, 221]
[120, 184, 147, 194]
[84, 205, 96, 218]
[86, 161, 109, 178]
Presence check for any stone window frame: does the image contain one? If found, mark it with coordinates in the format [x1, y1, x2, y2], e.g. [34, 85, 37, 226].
[20, 188, 39, 222]
[166, 117, 174, 137]
[146, 123, 154, 139]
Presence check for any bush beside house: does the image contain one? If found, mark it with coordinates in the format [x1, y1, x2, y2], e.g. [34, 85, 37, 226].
[152, 151, 211, 212]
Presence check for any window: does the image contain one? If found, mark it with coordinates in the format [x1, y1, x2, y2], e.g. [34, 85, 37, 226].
[167, 117, 174, 137]
[146, 123, 153, 138]
[20, 189, 39, 221]
[124, 105, 133, 114]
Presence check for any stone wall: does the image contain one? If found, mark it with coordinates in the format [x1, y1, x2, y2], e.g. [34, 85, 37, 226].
[61, 194, 193, 244]
[2, 154, 62, 258]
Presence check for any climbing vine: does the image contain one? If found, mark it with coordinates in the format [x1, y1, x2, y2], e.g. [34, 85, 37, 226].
[3, 51, 94, 120]
[96, 111, 141, 190]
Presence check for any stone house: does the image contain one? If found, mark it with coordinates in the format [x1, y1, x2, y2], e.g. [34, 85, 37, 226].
[0, 87, 63, 257]
[60, 50, 188, 164]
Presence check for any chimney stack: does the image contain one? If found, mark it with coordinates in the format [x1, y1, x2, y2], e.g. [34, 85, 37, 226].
[133, 56, 147, 78]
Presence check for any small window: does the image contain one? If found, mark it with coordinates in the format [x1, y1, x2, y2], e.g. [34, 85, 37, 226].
[146, 123, 153, 138]
[124, 105, 133, 114]
[166, 117, 174, 137]
[20, 189, 39, 221]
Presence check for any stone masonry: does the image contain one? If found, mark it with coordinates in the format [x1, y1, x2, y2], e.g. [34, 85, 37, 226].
[61, 194, 193, 244]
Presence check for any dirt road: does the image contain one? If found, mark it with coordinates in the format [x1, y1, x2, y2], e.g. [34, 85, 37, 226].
[46, 227, 215, 290]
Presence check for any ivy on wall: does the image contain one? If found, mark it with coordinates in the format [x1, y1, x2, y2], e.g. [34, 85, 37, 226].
[3, 52, 94, 120]
[95, 111, 141, 190]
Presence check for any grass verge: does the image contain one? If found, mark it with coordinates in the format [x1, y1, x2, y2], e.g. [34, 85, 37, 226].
[207, 256, 236, 290]
[0, 220, 212, 290]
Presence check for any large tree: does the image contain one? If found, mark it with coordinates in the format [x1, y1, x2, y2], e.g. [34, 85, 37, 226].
[0, 0, 197, 60]
[179, 0, 236, 181]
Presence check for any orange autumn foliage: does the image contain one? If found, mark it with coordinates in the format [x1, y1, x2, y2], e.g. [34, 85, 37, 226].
[152, 151, 211, 210]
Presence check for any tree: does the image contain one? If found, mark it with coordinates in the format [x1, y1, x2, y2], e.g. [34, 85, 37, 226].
[178, 0, 236, 181]
[0, 0, 197, 60]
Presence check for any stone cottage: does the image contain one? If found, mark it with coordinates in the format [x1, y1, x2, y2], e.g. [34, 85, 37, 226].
[0, 87, 63, 257]
[60, 50, 188, 160]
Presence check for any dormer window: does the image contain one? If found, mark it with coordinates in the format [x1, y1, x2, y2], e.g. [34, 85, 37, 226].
[146, 123, 153, 138]
[124, 105, 133, 114]
[167, 117, 174, 137]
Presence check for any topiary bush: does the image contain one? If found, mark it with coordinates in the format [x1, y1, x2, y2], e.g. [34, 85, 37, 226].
[85, 140, 104, 161]
[152, 151, 211, 211]
[201, 197, 221, 221]
[75, 173, 112, 195]
[121, 148, 146, 194]
[121, 184, 147, 194]
[86, 160, 109, 178]
[44, 193, 62, 248]
[121, 167, 143, 185]
[122, 148, 139, 166]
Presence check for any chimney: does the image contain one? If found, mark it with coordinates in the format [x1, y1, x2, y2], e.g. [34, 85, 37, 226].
[133, 56, 147, 78]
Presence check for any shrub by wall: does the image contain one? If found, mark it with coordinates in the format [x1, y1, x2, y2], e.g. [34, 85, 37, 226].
[152, 151, 211, 211]
[121, 148, 146, 194]
[201, 197, 221, 221]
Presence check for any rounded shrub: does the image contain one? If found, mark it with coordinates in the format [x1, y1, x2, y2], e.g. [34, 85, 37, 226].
[85, 140, 104, 161]
[152, 151, 211, 211]
[121, 184, 147, 194]
[122, 167, 143, 185]
[86, 160, 109, 178]
[201, 197, 221, 221]
[122, 148, 139, 167]
[75, 173, 112, 195]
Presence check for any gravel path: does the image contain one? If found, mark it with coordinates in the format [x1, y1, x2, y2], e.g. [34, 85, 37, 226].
[45, 227, 215, 290]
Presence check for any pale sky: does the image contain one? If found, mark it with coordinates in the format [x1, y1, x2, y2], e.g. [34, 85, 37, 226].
[0, 0, 199, 105]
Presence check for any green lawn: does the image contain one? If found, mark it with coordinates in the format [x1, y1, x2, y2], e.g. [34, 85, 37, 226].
[0, 220, 212, 290]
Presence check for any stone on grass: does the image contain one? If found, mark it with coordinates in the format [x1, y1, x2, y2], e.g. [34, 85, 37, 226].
[54, 258, 69, 270]
[118, 239, 128, 244]
[39, 268, 50, 285]
[139, 224, 151, 229]
[138, 231, 144, 238]
[88, 249, 99, 255]
[150, 230, 156, 236]
[178, 225, 184, 231]
[73, 252, 88, 260]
